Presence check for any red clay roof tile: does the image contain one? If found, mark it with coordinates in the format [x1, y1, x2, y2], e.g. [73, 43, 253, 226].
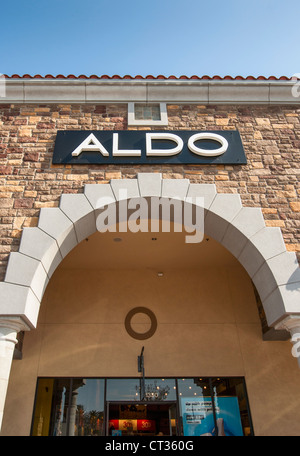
[3, 74, 294, 80]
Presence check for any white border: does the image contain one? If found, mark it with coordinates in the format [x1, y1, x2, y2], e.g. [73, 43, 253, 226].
[127, 102, 168, 126]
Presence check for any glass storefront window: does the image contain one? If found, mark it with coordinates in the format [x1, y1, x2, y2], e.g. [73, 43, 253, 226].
[70, 379, 105, 436]
[31, 378, 54, 436]
[178, 377, 210, 399]
[31, 377, 253, 436]
[106, 378, 140, 401]
[178, 377, 213, 436]
[31, 378, 73, 436]
[178, 377, 252, 436]
[32, 378, 105, 436]
[144, 378, 176, 401]
[211, 378, 252, 436]
[50, 378, 72, 436]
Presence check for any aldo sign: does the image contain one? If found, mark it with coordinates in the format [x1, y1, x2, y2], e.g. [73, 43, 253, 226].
[52, 130, 247, 165]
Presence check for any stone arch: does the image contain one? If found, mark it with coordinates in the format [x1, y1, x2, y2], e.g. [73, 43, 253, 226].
[0, 173, 299, 336]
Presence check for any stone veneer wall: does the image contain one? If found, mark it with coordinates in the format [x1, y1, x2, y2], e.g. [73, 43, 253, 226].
[0, 103, 299, 281]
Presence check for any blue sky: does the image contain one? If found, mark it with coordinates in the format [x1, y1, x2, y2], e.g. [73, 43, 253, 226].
[1, 0, 299, 78]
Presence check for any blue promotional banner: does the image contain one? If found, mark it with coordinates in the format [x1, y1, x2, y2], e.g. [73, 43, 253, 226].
[181, 397, 243, 436]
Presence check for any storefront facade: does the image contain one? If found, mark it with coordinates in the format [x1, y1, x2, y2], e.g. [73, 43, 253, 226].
[0, 75, 300, 436]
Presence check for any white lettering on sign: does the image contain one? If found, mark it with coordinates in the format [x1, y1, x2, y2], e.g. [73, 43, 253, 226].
[71, 132, 229, 158]
[112, 133, 141, 156]
[188, 132, 228, 157]
[146, 132, 184, 156]
[71, 133, 109, 157]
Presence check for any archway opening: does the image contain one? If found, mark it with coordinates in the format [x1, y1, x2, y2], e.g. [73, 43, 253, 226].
[2, 174, 299, 436]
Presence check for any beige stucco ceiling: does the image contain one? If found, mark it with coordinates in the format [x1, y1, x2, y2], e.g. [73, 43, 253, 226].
[59, 222, 239, 270]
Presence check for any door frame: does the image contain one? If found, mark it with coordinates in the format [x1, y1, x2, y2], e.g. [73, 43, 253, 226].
[105, 400, 179, 436]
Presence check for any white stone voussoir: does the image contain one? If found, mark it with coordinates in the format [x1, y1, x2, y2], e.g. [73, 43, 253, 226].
[0, 282, 40, 329]
[252, 251, 300, 303]
[204, 193, 243, 243]
[18, 227, 63, 279]
[84, 183, 116, 209]
[59, 193, 95, 243]
[38, 207, 78, 258]
[137, 172, 162, 197]
[263, 283, 300, 327]
[4, 252, 48, 302]
[110, 178, 140, 200]
[186, 183, 217, 210]
[238, 226, 287, 278]
[222, 207, 266, 259]
[162, 179, 190, 200]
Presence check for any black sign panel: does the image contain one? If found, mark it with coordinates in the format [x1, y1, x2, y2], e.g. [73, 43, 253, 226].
[52, 130, 247, 165]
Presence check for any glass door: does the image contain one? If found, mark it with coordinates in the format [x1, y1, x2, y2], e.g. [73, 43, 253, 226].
[107, 401, 178, 436]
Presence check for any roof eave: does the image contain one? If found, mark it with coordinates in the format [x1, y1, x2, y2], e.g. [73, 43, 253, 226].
[1, 77, 299, 105]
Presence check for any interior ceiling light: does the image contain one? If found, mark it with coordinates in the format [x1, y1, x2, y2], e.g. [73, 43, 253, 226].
[157, 272, 164, 277]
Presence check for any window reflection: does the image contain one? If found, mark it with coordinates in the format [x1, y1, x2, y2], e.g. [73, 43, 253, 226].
[32, 378, 105, 436]
[211, 378, 252, 436]
[106, 378, 140, 401]
[71, 379, 105, 436]
[144, 378, 176, 401]
[50, 378, 72, 436]
[178, 378, 210, 398]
